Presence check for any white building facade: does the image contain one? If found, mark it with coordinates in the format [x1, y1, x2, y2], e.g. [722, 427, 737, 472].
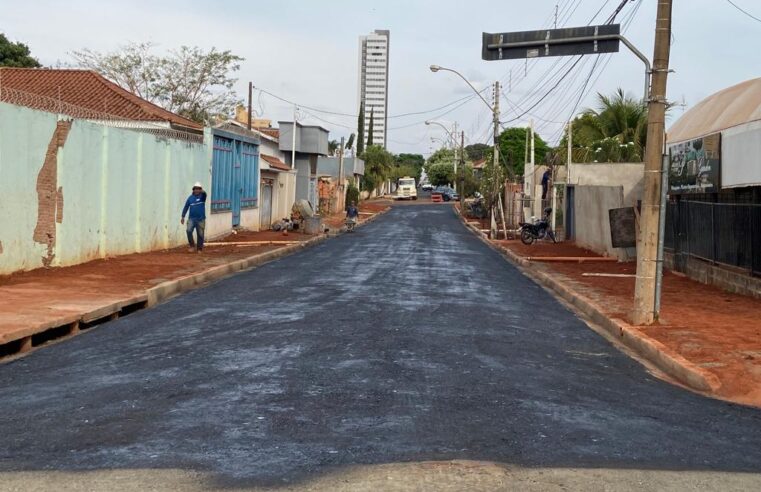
[358, 29, 390, 148]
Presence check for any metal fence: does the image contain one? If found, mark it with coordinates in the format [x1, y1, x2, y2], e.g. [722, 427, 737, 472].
[0, 86, 203, 143]
[665, 200, 761, 277]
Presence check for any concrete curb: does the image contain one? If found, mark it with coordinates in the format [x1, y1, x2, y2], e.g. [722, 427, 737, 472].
[146, 207, 389, 306]
[455, 209, 722, 395]
[1, 208, 390, 361]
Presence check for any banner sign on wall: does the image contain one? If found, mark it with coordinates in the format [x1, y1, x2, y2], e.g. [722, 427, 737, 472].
[668, 133, 721, 194]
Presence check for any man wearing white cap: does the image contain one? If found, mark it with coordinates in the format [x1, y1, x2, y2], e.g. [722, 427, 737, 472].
[181, 182, 207, 252]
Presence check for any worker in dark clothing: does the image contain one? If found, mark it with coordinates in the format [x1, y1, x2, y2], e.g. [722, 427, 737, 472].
[541, 169, 551, 200]
[181, 182, 207, 253]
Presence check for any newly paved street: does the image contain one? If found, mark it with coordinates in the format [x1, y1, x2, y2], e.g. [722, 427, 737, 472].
[2, 205, 761, 491]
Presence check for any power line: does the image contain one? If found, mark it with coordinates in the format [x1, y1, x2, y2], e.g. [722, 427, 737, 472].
[725, 0, 761, 23]
[256, 85, 489, 122]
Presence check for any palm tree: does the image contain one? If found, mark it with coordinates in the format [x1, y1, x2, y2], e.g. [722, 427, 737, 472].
[574, 88, 647, 162]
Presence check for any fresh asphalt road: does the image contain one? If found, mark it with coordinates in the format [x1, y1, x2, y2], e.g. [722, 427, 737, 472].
[2, 205, 761, 491]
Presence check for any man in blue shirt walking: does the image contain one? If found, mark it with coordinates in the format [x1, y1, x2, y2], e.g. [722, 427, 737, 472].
[181, 182, 207, 253]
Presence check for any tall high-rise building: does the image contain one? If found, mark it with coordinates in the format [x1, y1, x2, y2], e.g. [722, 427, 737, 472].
[358, 29, 390, 148]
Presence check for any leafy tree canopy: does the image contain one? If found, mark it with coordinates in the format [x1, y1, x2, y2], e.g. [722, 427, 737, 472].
[392, 153, 425, 183]
[360, 144, 394, 191]
[71, 42, 243, 123]
[426, 148, 455, 167]
[395, 153, 425, 168]
[498, 127, 549, 177]
[427, 162, 454, 187]
[464, 143, 491, 162]
[0, 33, 41, 67]
[560, 89, 647, 162]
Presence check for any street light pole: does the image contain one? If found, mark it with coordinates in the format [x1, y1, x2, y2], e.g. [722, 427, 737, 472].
[426, 119, 460, 191]
[430, 65, 500, 237]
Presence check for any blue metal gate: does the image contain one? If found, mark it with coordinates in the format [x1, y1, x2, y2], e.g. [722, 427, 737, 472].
[212, 129, 260, 228]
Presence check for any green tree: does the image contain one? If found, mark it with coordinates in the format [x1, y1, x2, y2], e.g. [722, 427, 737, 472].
[367, 107, 374, 147]
[563, 88, 647, 162]
[394, 153, 425, 182]
[0, 33, 41, 67]
[360, 144, 393, 192]
[345, 183, 360, 208]
[456, 165, 480, 198]
[357, 101, 365, 155]
[464, 143, 491, 161]
[427, 162, 454, 187]
[71, 42, 243, 123]
[395, 153, 425, 168]
[498, 127, 549, 178]
[426, 148, 455, 167]
[328, 139, 340, 156]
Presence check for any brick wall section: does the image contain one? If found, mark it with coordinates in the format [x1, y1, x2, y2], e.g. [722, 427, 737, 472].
[55, 186, 64, 223]
[665, 251, 761, 299]
[33, 120, 72, 266]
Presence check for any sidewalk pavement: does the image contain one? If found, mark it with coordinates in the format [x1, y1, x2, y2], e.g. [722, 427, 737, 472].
[0, 201, 389, 361]
[487, 233, 761, 408]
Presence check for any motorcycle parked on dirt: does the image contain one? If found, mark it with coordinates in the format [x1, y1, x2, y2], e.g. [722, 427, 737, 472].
[519, 207, 557, 245]
[466, 192, 487, 219]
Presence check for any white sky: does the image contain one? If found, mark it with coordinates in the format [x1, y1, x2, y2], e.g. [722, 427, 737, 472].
[2, 0, 759, 155]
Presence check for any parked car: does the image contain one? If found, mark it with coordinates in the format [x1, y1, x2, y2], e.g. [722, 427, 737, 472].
[421, 183, 434, 191]
[434, 186, 459, 201]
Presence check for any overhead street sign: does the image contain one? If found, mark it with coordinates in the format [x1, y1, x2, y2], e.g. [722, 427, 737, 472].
[482, 24, 621, 61]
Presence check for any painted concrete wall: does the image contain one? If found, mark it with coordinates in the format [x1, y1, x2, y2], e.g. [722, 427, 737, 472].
[569, 162, 644, 206]
[0, 102, 212, 274]
[294, 159, 311, 202]
[206, 212, 232, 239]
[574, 185, 631, 260]
[0, 102, 58, 272]
[272, 171, 297, 223]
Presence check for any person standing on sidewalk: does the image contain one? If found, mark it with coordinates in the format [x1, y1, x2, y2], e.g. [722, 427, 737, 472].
[181, 182, 207, 253]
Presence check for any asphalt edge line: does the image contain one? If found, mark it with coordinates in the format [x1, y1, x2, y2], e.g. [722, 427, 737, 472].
[453, 208, 721, 395]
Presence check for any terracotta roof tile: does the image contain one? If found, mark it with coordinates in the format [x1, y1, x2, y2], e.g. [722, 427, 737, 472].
[472, 158, 487, 169]
[0, 68, 202, 130]
[258, 128, 280, 139]
[260, 154, 291, 171]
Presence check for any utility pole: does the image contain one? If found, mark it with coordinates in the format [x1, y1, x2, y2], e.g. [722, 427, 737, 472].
[530, 119, 536, 217]
[460, 130, 465, 207]
[453, 122, 459, 192]
[633, 0, 672, 325]
[247, 82, 253, 131]
[491, 80, 500, 238]
[291, 105, 297, 170]
[339, 136, 345, 210]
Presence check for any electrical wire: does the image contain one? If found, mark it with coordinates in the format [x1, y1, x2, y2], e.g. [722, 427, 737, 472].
[725, 0, 761, 23]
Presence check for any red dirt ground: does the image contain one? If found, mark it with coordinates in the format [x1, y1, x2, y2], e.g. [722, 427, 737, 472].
[0, 205, 389, 351]
[501, 240, 761, 407]
[494, 240, 603, 258]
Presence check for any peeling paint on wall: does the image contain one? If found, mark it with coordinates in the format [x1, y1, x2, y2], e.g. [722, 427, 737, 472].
[33, 120, 72, 266]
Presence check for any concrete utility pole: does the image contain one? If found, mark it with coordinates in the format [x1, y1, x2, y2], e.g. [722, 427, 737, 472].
[453, 122, 459, 192]
[633, 0, 673, 325]
[491, 80, 500, 238]
[338, 136, 345, 209]
[530, 119, 536, 217]
[291, 105, 297, 170]
[247, 82, 253, 131]
[460, 130, 465, 207]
